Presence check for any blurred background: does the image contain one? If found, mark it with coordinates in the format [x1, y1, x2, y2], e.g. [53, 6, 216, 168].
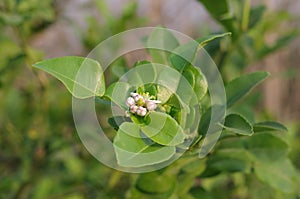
[0, 0, 299, 198]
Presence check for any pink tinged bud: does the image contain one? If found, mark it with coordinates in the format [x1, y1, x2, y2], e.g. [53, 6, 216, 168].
[130, 105, 138, 113]
[134, 95, 143, 102]
[126, 97, 135, 107]
[136, 106, 147, 116]
[146, 100, 157, 111]
[130, 92, 139, 98]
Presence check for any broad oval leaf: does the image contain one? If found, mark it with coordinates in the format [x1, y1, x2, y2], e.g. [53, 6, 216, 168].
[33, 56, 105, 98]
[141, 112, 185, 146]
[226, 71, 269, 108]
[222, 113, 253, 136]
[253, 121, 288, 132]
[113, 122, 175, 167]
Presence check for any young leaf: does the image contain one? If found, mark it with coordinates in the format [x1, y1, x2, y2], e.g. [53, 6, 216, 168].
[141, 112, 185, 146]
[254, 121, 288, 132]
[222, 113, 253, 136]
[248, 5, 266, 30]
[183, 65, 208, 102]
[113, 122, 175, 167]
[33, 56, 105, 98]
[226, 71, 269, 108]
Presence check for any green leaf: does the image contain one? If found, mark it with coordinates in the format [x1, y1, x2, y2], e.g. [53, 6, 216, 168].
[127, 60, 156, 87]
[156, 65, 195, 105]
[222, 113, 253, 136]
[190, 187, 214, 199]
[254, 159, 298, 193]
[183, 65, 208, 102]
[147, 27, 179, 64]
[141, 84, 157, 97]
[254, 121, 288, 132]
[113, 122, 175, 167]
[105, 82, 134, 109]
[0, 12, 23, 25]
[226, 71, 269, 108]
[33, 56, 105, 98]
[258, 31, 299, 59]
[170, 33, 231, 72]
[246, 133, 289, 162]
[198, 0, 236, 34]
[181, 158, 206, 175]
[108, 116, 131, 130]
[207, 149, 252, 173]
[136, 171, 176, 194]
[196, 33, 232, 47]
[248, 5, 266, 30]
[198, 105, 225, 137]
[141, 112, 185, 146]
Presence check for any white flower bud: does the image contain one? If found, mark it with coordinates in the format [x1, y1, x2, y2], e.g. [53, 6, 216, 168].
[134, 95, 143, 102]
[130, 92, 139, 98]
[146, 100, 157, 111]
[136, 106, 147, 116]
[130, 105, 138, 113]
[126, 97, 135, 107]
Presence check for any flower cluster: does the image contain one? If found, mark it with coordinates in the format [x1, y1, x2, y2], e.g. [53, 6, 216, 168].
[125, 92, 161, 117]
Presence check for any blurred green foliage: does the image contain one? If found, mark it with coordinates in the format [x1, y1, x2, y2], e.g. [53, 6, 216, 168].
[83, 0, 146, 50]
[200, 0, 298, 80]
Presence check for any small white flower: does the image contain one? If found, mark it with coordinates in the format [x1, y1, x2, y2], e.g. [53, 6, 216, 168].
[126, 97, 135, 107]
[136, 106, 147, 116]
[130, 105, 138, 113]
[146, 100, 157, 111]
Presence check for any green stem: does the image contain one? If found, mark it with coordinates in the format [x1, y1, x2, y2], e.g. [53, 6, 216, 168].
[242, 0, 251, 32]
